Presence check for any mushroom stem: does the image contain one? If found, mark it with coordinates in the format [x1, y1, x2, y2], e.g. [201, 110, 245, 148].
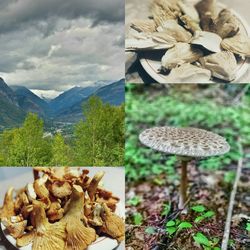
[179, 160, 188, 210]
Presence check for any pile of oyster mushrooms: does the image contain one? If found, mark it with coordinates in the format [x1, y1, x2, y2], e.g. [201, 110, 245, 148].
[126, 0, 250, 82]
[0, 167, 125, 250]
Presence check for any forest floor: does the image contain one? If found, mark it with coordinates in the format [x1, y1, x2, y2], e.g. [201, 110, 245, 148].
[126, 161, 250, 250]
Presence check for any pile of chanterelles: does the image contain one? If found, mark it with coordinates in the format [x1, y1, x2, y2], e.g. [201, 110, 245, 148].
[0, 167, 125, 250]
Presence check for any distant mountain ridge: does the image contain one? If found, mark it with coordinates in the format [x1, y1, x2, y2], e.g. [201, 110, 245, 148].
[0, 78, 125, 128]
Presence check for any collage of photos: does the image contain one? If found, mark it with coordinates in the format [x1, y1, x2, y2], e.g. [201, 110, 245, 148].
[0, 0, 250, 250]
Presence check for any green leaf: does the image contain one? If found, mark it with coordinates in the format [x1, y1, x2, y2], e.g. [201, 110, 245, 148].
[178, 222, 192, 229]
[213, 247, 221, 250]
[166, 226, 177, 235]
[203, 211, 215, 218]
[246, 222, 250, 231]
[133, 213, 143, 225]
[166, 220, 176, 227]
[161, 203, 171, 216]
[145, 227, 156, 235]
[191, 205, 206, 213]
[127, 196, 141, 206]
[195, 216, 205, 223]
[193, 232, 211, 247]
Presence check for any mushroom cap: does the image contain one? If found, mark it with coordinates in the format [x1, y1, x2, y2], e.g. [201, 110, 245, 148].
[139, 127, 230, 157]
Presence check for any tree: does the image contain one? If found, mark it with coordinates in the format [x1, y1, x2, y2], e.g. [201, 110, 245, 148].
[74, 96, 124, 166]
[3, 113, 51, 166]
[50, 133, 72, 166]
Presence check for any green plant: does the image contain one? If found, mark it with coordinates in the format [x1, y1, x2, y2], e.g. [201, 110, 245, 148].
[246, 222, 250, 232]
[133, 212, 143, 225]
[127, 196, 142, 206]
[161, 203, 171, 217]
[224, 171, 236, 184]
[165, 219, 192, 236]
[193, 232, 220, 250]
[191, 205, 215, 223]
[145, 226, 156, 235]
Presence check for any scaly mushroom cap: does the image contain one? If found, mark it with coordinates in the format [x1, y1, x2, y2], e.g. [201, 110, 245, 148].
[139, 127, 230, 157]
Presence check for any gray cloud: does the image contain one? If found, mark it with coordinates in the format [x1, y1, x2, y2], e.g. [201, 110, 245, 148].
[0, 0, 124, 34]
[0, 0, 124, 91]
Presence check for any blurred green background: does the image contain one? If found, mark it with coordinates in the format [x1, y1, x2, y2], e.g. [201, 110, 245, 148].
[126, 84, 250, 182]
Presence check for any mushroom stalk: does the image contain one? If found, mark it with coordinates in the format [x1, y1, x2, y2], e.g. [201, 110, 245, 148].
[179, 160, 188, 210]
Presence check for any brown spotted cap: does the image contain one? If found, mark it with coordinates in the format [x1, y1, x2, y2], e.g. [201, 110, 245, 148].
[139, 127, 230, 157]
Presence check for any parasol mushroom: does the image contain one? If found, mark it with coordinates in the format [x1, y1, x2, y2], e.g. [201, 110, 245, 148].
[139, 127, 230, 211]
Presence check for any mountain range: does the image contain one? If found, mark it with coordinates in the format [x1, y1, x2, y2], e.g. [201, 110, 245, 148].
[0, 77, 125, 129]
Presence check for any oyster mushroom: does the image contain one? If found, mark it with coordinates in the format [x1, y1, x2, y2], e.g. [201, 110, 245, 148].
[178, 0, 200, 23]
[195, 0, 217, 31]
[180, 15, 201, 34]
[221, 34, 250, 58]
[139, 127, 230, 210]
[100, 203, 125, 242]
[62, 185, 96, 250]
[191, 31, 222, 53]
[126, 32, 175, 51]
[166, 63, 211, 83]
[211, 9, 239, 38]
[161, 43, 203, 71]
[0, 187, 15, 219]
[131, 19, 157, 33]
[157, 20, 192, 42]
[199, 51, 237, 81]
[151, 0, 180, 26]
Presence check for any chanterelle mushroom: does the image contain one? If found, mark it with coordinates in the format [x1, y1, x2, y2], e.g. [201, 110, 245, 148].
[139, 127, 230, 211]
[30, 203, 66, 250]
[62, 185, 96, 250]
[0, 187, 15, 219]
[100, 203, 125, 242]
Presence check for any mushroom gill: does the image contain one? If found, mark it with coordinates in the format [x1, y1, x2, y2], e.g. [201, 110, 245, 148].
[62, 185, 96, 250]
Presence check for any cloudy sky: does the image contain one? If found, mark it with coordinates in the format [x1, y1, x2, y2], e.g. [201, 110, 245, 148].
[0, 0, 124, 95]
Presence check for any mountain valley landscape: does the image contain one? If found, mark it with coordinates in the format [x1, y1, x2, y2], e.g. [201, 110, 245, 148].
[0, 77, 125, 133]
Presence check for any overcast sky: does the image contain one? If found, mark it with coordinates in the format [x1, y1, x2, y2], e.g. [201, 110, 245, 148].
[0, 0, 124, 92]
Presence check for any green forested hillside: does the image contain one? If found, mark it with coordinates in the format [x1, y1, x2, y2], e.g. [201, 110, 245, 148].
[0, 96, 124, 166]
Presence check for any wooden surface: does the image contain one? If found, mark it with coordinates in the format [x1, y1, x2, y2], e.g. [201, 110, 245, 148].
[126, 0, 250, 84]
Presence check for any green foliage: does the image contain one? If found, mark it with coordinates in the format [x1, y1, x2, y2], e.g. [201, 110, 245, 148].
[133, 212, 143, 225]
[223, 171, 236, 184]
[191, 205, 206, 213]
[246, 222, 250, 232]
[50, 133, 72, 166]
[74, 96, 124, 166]
[0, 113, 51, 166]
[145, 226, 156, 235]
[126, 85, 250, 182]
[127, 196, 141, 206]
[161, 203, 171, 216]
[165, 219, 192, 236]
[0, 96, 125, 166]
[192, 205, 215, 223]
[193, 233, 220, 250]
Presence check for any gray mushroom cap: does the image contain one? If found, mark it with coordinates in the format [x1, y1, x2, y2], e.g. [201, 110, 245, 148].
[139, 127, 230, 158]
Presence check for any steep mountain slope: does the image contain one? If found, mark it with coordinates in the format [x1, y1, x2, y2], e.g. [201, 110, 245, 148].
[0, 79, 26, 129]
[49, 84, 104, 115]
[55, 79, 125, 122]
[11, 86, 49, 117]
